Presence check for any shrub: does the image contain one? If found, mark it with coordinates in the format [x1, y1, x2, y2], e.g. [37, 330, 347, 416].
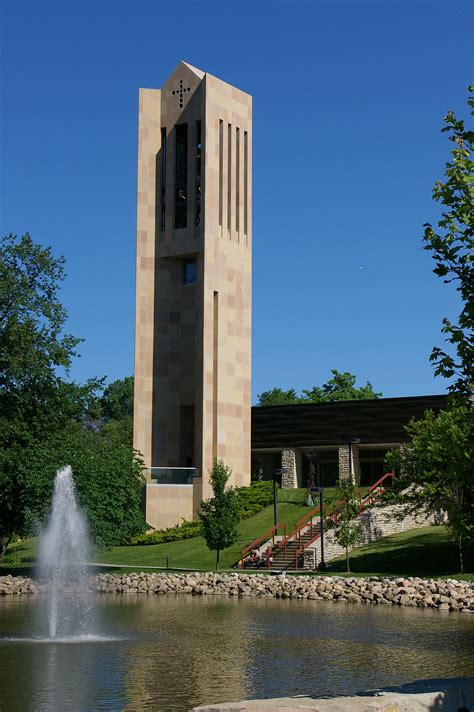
[235, 480, 276, 518]
[128, 519, 202, 546]
[129, 481, 277, 547]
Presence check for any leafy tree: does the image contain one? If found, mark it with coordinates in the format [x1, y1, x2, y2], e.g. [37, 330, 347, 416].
[331, 477, 364, 572]
[98, 376, 134, 446]
[256, 387, 302, 406]
[12, 423, 147, 548]
[0, 235, 143, 555]
[100, 376, 134, 421]
[422, 87, 473, 401]
[386, 406, 473, 573]
[0, 233, 80, 394]
[302, 370, 381, 403]
[0, 233, 86, 556]
[256, 371, 381, 406]
[199, 459, 240, 570]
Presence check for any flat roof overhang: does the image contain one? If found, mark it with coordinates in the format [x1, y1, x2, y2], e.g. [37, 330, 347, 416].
[251, 394, 448, 450]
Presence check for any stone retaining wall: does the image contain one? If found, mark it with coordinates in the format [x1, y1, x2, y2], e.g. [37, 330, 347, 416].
[304, 505, 437, 569]
[1, 573, 473, 613]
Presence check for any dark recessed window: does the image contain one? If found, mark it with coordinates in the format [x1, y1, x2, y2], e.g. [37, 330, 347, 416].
[183, 259, 196, 285]
[175, 123, 188, 229]
[160, 127, 167, 231]
[195, 120, 202, 227]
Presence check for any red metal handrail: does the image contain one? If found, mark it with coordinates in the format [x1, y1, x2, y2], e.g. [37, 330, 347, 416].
[293, 471, 395, 569]
[294, 504, 322, 532]
[240, 523, 287, 569]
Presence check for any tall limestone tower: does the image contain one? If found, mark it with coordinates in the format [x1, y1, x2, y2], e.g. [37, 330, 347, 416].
[133, 61, 252, 529]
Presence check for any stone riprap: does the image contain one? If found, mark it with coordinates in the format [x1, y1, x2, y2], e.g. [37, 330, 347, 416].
[1, 573, 473, 612]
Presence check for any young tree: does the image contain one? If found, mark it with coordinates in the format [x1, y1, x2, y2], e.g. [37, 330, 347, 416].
[386, 406, 473, 573]
[332, 477, 364, 573]
[422, 87, 473, 401]
[199, 459, 240, 570]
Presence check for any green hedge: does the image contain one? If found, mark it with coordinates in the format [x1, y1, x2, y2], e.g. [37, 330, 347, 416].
[129, 519, 202, 545]
[129, 480, 276, 546]
[236, 480, 276, 518]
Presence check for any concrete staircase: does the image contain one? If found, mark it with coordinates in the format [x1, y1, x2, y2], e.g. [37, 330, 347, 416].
[240, 472, 395, 572]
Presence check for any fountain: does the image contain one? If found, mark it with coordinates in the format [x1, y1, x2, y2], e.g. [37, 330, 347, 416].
[38, 465, 95, 640]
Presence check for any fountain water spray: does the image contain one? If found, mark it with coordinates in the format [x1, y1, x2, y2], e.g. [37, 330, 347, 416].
[38, 466, 94, 639]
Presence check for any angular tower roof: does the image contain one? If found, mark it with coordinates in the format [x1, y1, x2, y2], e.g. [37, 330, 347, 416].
[179, 61, 205, 79]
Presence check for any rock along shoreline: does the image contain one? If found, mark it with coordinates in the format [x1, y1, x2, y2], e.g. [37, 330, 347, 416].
[1, 572, 473, 612]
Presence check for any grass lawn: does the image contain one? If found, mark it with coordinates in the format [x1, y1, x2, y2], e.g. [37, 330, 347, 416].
[5, 492, 469, 581]
[324, 526, 474, 581]
[1, 487, 312, 573]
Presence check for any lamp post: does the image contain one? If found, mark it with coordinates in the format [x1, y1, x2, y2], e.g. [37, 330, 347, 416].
[310, 485, 326, 570]
[273, 469, 281, 527]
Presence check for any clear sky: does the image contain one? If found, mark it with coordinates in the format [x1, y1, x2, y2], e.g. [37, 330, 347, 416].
[1, 0, 472, 402]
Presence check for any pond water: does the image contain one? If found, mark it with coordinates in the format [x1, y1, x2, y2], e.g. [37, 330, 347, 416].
[0, 594, 473, 711]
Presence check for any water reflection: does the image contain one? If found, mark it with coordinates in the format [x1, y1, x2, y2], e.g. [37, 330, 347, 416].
[0, 595, 472, 711]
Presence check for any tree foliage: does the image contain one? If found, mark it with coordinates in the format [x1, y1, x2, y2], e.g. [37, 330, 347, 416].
[256, 370, 381, 406]
[14, 424, 146, 547]
[423, 87, 473, 400]
[386, 406, 473, 573]
[0, 233, 80, 392]
[256, 387, 303, 406]
[0, 234, 144, 556]
[302, 370, 381, 403]
[331, 477, 364, 573]
[98, 376, 134, 446]
[100, 376, 134, 421]
[199, 460, 240, 570]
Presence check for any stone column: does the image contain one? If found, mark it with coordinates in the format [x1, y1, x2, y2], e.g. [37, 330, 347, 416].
[303, 548, 317, 570]
[338, 444, 360, 482]
[281, 448, 298, 489]
[338, 445, 350, 479]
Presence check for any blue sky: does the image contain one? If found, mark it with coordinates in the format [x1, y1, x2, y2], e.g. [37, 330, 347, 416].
[1, 0, 472, 401]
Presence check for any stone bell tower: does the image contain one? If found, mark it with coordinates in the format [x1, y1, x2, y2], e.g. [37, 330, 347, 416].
[133, 61, 252, 528]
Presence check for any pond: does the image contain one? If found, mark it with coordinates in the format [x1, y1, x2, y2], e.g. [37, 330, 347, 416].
[0, 595, 473, 711]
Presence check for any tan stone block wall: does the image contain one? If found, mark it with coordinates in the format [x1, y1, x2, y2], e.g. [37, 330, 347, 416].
[145, 484, 194, 531]
[199, 73, 252, 499]
[133, 88, 161, 474]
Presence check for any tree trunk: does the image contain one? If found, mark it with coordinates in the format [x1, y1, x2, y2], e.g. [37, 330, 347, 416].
[0, 534, 12, 563]
[215, 548, 220, 571]
[458, 535, 464, 574]
[345, 544, 350, 573]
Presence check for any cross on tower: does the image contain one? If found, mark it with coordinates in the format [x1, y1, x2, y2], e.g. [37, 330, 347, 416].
[172, 79, 191, 109]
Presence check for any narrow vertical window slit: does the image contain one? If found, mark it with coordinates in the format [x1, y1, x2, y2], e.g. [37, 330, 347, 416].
[174, 123, 188, 229]
[195, 120, 202, 227]
[161, 127, 167, 231]
[219, 120, 223, 228]
[236, 128, 240, 233]
[244, 131, 248, 237]
[227, 123, 232, 233]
